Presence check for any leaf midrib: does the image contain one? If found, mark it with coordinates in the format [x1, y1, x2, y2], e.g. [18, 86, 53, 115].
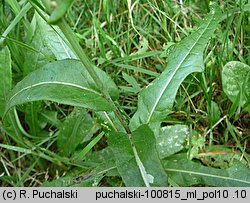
[166, 168, 250, 185]
[8, 81, 101, 104]
[146, 14, 214, 124]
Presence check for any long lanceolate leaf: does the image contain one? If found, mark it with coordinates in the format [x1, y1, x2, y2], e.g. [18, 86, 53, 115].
[4, 59, 119, 114]
[130, 4, 222, 132]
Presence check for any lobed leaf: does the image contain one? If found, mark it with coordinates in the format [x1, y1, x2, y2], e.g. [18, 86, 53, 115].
[4, 59, 119, 114]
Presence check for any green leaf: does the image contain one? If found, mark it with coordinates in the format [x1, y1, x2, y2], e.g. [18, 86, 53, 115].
[43, 148, 117, 186]
[57, 107, 96, 157]
[208, 101, 221, 125]
[24, 16, 55, 75]
[108, 125, 167, 186]
[71, 131, 104, 161]
[42, 168, 104, 187]
[42, 155, 113, 186]
[83, 147, 117, 174]
[194, 145, 248, 169]
[222, 61, 250, 112]
[43, 175, 103, 187]
[5, 59, 119, 114]
[0, 46, 12, 117]
[188, 131, 206, 160]
[48, 0, 74, 25]
[157, 125, 188, 159]
[96, 111, 126, 133]
[24, 13, 77, 75]
[36, 13, 77, 60]
[122, 72, 141, 93]
[129, 4, 222, 132]
[42, 176, 76, 187]
[164, 153, 250, 186]
[24, 102, 43, 136]
[40, 109, 61, 128]
[132, 125, 168, 186]
[108, 131, 145, 186]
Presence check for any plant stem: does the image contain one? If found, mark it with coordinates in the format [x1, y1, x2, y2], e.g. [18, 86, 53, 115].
[57, 19, 105, 94]
[57, 19, 131, 134]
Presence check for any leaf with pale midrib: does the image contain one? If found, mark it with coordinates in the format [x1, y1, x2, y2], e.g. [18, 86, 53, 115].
[163, 153, 250, 186]
[4, 59, 119, 114]
[129, 4, 222, 132]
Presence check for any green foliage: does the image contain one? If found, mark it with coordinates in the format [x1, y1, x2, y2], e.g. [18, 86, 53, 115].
[57, 107, 97, 157]
[157, 125, 188, 159]
[108, 125, 167, 186]
[129, 4, 222, 133]
[0, 46, 12, 117]
[35, 13, 77, 60]
[164, 154, 250, 187]
[188, 132, 206, 160]
[222, 61, 250, 112]
[208, 101, 221, 125]
[4, 59, 119, 114]
[47, 0, 74, 24]
[0, 0, 249, 187]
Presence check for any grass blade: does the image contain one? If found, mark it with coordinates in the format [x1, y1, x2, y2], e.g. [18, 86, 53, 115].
[57, 107, 96, 157]
[0, 46, 11, 117]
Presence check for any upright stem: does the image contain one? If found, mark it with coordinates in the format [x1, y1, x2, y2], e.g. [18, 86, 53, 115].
[57, 19, 105, 94]
[57, 19, 131, 134]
